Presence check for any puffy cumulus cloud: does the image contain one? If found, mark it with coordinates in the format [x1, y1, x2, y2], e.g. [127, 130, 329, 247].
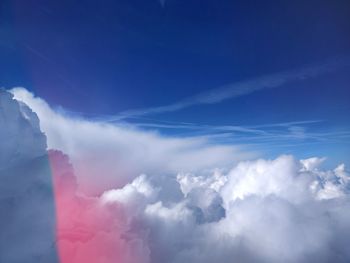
[99, 156, 350, 263]
[20, 151, 348, 263]
[10, 87, 254, 195]
[40, 151, 350, 263]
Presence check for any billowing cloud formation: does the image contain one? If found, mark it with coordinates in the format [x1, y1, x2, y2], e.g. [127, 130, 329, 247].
[105, 156, 350, 263]
[54, 153, 350, 263]
[11, 87, 254, 195]
[2, 88, 350, 263]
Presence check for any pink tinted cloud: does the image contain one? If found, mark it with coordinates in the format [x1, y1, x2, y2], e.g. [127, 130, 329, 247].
[49, 150, 149, 263]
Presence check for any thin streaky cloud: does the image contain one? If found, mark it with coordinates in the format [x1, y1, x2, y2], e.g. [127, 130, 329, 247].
[247, 120, 324, 128]
[130, 119, 350, 148]
[131, 119, 323, 136]
[131, 122, 268, 135]
[99, 56, 349, 121]
[132, 120, 350, 147]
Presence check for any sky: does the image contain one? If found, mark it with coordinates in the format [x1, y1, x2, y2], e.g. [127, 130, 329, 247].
[1, 0, 350, 164]
[1, 1, 350, 262]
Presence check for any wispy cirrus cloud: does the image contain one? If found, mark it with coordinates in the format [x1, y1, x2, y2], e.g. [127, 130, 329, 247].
[100, 56, 349, 121]
[127, 118, 350, 149]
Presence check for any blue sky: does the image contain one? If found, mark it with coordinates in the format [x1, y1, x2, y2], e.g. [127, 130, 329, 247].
[1, 0, 350, 165]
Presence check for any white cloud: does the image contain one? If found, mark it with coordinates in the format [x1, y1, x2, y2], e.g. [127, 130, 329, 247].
[10, 87, 255, 195]
[301, 156, 327, 171]
[101, 156, 350, 263]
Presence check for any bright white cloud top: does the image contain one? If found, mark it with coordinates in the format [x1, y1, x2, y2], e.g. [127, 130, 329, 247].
[1, 88, 350, 263]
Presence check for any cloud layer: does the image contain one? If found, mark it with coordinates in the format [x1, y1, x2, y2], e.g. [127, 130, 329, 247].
[1, 88, 350, 262]
[53, 153, 350, 263]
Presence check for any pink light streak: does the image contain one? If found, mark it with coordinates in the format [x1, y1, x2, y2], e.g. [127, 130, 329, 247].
[49, 150, 145, 263]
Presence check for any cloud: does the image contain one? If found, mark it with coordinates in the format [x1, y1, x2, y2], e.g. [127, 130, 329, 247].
[2, 88, 350, 263]
[48, 147, 350, 263]
[29, 149, 350, 263]
[0, 90, 58, 262]
[49, 150, 150, 263]
[10, 88, 255, 195]
[103, 155, 350, 263]
[0, 89, 46, 168]
[99, 56, 350, 121]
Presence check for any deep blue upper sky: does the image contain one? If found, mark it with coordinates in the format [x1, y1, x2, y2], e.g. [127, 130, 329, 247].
[1, 0, 350, 164]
